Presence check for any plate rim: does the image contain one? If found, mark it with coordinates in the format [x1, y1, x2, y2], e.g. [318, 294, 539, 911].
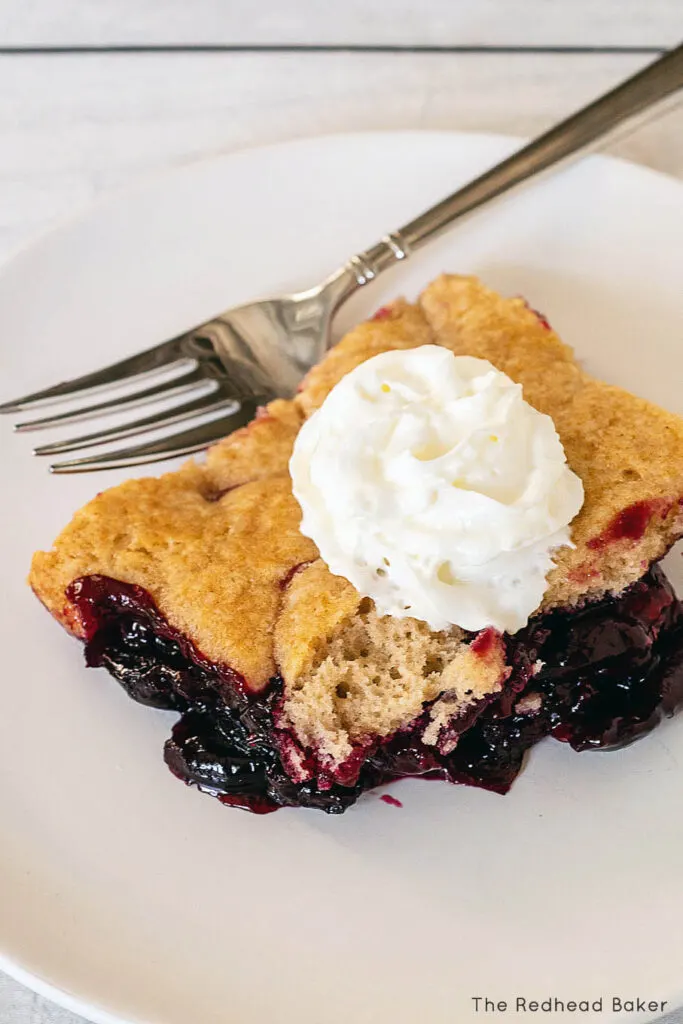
[0, 954, 131, 1024]
[2, 127, 683, 280]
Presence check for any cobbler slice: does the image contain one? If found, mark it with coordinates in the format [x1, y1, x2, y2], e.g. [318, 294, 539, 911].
[30, 276, 683, 813]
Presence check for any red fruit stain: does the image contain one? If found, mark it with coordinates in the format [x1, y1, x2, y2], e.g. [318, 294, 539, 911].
[471, 626, 499, 658]
[218, 793, 279, 814]
[567, 565, 602, 586]
[531, 308, 551, 330]
[520, 297, 551, 330]
[588, 499, 672, 549]
[279, 560, 314, 591]
[371, 305, 393, 321]
[380, 794, 403, 807]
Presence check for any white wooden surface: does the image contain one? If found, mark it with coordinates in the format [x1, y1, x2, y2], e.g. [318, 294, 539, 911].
[1, 2, 682, 1022]
[2, 0, 681, 47]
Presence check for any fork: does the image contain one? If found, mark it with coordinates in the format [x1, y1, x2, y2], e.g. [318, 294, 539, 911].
[2, 43, 681, 473]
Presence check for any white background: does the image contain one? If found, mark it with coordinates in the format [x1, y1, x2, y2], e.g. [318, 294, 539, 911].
[1, 2, 682, 1022]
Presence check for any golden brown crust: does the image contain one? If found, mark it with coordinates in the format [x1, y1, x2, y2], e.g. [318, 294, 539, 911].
[418, 276, 683, 607]
[419, 276, 583, 418]
[295, 299, 435, 416]
[274, 560, 361, 685]
[30, 275, 683, 768]
[32, 412, 316, 689]
[202, 398, 302, 494]
[30, 300, 433, 694]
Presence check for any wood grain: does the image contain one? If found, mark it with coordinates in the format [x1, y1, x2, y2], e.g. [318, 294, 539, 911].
[1, 0, 681, 48]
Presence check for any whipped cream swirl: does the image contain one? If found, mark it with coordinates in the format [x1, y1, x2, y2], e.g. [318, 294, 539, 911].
[290, 345, 584, 633]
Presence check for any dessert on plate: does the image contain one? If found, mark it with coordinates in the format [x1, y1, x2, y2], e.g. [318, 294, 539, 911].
[30, 275, 683, 813]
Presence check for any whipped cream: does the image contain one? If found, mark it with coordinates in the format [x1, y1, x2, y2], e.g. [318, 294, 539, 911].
[290, 346, 584, 633]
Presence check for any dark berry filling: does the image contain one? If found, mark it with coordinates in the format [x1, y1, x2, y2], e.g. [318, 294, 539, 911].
[66, 565, 683, 814]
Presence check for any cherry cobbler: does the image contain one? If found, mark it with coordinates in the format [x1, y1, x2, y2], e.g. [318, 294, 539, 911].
[30, 276, 683, 813]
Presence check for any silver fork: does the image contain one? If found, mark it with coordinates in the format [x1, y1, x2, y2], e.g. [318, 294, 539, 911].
[2, 44, 681, 473]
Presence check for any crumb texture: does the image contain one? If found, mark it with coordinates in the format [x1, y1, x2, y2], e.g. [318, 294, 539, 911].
[30, 276, 683, 769]
[278, 593, 506, 770]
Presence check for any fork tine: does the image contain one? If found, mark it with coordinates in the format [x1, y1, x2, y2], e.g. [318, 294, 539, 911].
[0, 339, 184, 414]
[34, 390, 239, 456]
[49, 400, 261, 474]
[14, 365, 209, 432]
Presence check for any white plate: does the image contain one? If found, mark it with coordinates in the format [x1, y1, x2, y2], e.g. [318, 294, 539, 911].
[1, 132, 683, 1024]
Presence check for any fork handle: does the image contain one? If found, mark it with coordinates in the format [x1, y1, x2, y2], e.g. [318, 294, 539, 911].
[342, 43, 683, 286]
